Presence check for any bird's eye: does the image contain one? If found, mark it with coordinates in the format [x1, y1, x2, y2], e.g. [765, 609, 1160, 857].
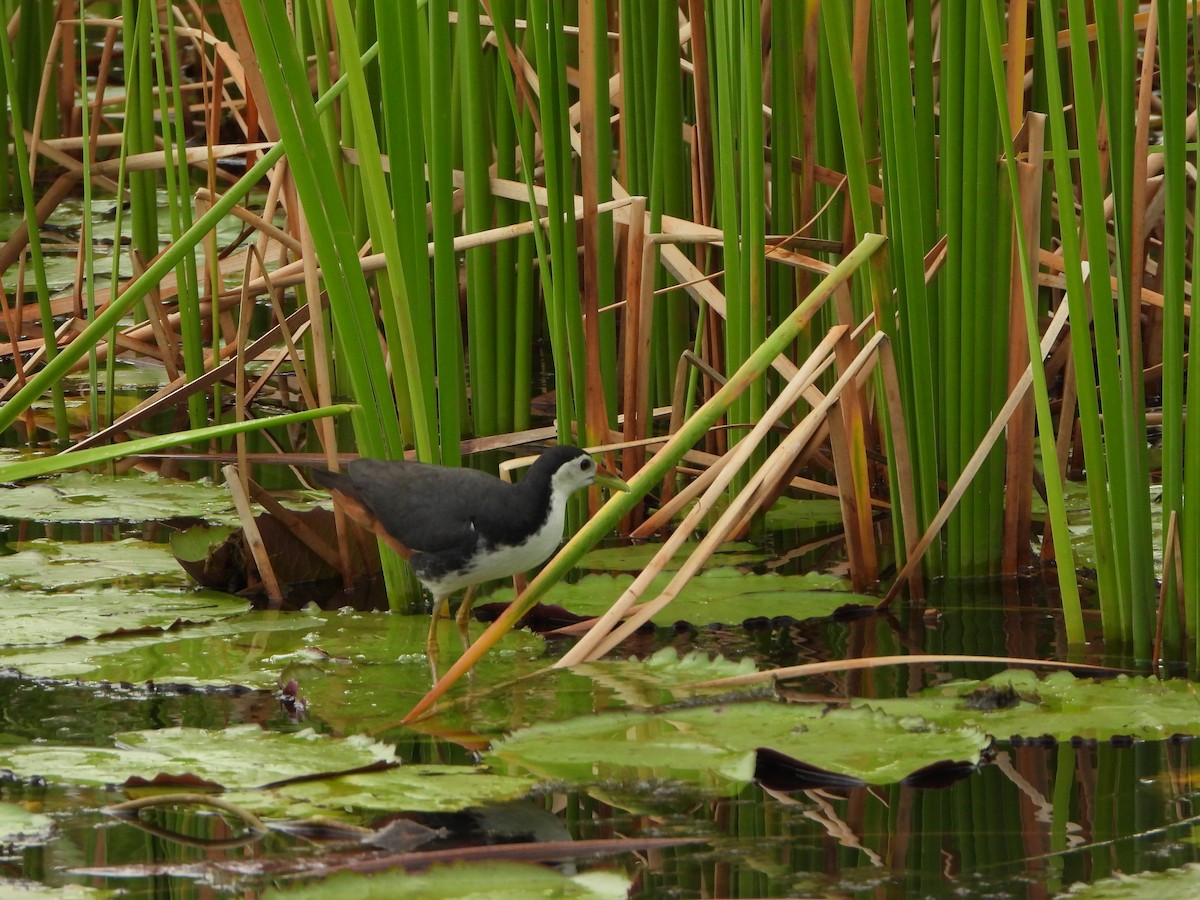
[580, 459, 592, 471]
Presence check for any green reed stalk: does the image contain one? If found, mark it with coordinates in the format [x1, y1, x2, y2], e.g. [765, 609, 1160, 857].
[1186, 2, 1200, 664]
[457, 1, 497, 439]
[490, 1, 540, 431]
[737, 1, 766, 458]
[491, 28, 519, 433]
[980, 1, 1083, 642]
[1036, 0, 1128, 642]
[1157, 0, 1188, 654]
[769, 4, 798, 336]
[374, 0, 437, 454]
[0, 43, 375, 436]
[710, 0, 743, 461]
[619, 1, 653, 195]
[585, 0, 618, 422]
[246, 0, 422, 606]
[650, 0, 691, 408]
[0, 2, 12, 201]
[79, 16, 98, 432]
[523, 1, 582, 441]
[0, 405, 355, 483]
[120, 0, 158, 269]
[1088, 1, 1154, 639]
[872, 0, 940, 573]
[425, 0, 465, 463]
[156, 2, 206, 431]
[0, 20, 68, 441]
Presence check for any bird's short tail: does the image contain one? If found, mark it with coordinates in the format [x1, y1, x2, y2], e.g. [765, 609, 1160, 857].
[307, 466, 354, 493]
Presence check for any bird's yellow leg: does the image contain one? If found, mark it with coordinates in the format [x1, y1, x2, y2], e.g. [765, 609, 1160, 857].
[454, 586, 478, 653]
[454, 585, 477, 630]
[426, 594, 447, 679]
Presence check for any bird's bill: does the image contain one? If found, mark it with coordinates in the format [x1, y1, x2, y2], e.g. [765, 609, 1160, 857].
[593, 467, 631, 492]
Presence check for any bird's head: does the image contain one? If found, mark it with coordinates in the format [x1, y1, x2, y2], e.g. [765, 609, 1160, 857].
[537, 445, 628, 497]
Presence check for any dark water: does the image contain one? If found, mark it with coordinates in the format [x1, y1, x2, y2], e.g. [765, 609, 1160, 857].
[0, 575, 1194, 898]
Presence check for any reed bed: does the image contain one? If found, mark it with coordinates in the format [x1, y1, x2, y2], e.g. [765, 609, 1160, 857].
[0, 2, 1195, 664]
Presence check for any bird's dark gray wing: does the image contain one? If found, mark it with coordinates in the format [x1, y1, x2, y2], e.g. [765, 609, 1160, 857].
[345, 459, 514, 554]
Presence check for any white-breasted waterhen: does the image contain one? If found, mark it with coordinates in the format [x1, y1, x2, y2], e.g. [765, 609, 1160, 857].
[310, 445, 620, 667]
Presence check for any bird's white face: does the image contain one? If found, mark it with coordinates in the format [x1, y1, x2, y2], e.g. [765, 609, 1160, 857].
[551, 453, 597, 497]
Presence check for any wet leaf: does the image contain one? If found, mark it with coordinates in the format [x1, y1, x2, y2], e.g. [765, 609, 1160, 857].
[1061, 862, 1200, 899]
[577, 540, 770, 571]
[0, 612, 315, 681]
[0, 885, 113, 899]
[415, 648, 767, 738]
[0, 472, 239, 525]
[223, 764, 536, 818]
[1, 540, 185, 591]
[0, 611, 546, 729]
[263, 860, 630, 899]
[764, 497, 847, 530]
[0, 585, 248, 645]
[488, 700, 988, 793]
[857, 671, 1200, 742]
[0, 802, 54, 846]
[486, 566, 872, 625]
[0, 725, 394, 790]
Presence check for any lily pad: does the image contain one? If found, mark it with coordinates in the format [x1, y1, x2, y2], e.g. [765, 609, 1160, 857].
[223, 764, 535, 818]
[62, 362, 172, 392]
[577, 540, 770, 571]
[0, 540, 185, 591]
[488, 700, 988, 792]
[0, 802, 54, 846]
[764, 497, 847, 530]
[857, 670, 1200, 742]
[0, 611, 547, 735]
[1060, 863, 1200, 899]
[0, 886, 113, 899]
[0, 585, 248, 645]
[487, 566, 872, 625]
[0, 612, 316, 682]
[0, 725, 394, 790]
[0, 725, 533, 818]
[264, 861, 630, 899]
[0, 471, 239, 525]
[414, 648, 767, 737]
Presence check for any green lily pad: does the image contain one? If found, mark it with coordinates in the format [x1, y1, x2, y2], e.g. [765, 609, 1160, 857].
[0, 886, 113, 899]
[264, 861, 630, 899]
[0, 612, 315, 681]
[0, 471, 239, 525]
[0, 540, 185, 590]
[0, 585, 248, 645]
[577, 540, 770, 571]
[0, 611, 546, 735]
[224, 764, 535, 818]
[417, 647, 767, 737]
[0, 802, 54, 846]
[488, 700, 988, 792]
[0, 725, 394, 790]
[1061, 863, 1200, 899]
[568, 647, 760, 708]
[857, 670, 1200, 742]
[0, 726, 533, 818]
[487, 566, 872, 625]
[62, 362, 172, 392]
[764, 497, 847, 530]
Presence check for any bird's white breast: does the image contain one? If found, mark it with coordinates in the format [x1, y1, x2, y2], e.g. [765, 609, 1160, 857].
[424, 487, 569, 595]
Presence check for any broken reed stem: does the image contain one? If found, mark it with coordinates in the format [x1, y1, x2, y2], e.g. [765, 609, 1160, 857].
[570, 330, 889, 664]
[878, 299, 1071, 608]
[555, 326, 850, 667]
